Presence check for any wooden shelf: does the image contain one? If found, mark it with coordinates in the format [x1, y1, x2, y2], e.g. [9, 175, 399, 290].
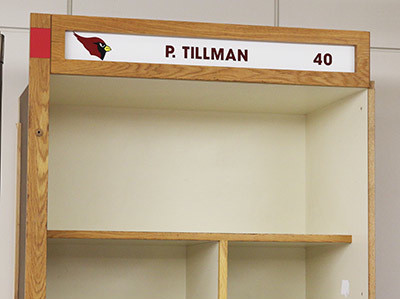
[47, 230, 352, 244]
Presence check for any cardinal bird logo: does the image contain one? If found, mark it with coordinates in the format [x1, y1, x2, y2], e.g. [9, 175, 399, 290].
[74, 32, 111, 60]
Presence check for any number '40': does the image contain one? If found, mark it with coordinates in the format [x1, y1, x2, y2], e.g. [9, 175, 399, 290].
[313, 53, 333, 66]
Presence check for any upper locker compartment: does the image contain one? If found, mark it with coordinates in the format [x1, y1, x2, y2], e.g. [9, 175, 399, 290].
[48, 15, 370, 236]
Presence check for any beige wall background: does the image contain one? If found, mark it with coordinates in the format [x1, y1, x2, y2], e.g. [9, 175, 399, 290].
[0, 0, 397, 298]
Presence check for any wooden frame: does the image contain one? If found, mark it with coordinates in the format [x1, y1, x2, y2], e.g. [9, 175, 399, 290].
[21, 13, 375, 299]
[22, 14, 51, 299]
[50, 14, 370, 87]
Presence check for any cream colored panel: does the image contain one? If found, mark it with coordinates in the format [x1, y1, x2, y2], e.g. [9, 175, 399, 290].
[72, 0, 274, 26]
[47, 239, 187, 299]
[228, 246, 306, 299]
[306, 244, 367, 299]
[306, 91, 368, 234]
[50, 75, 364, 115]
[48, 105, 306, 233]
[186, 243, 218, 299]
[280, 0, 400, 48]
[305, 91, 368, 298]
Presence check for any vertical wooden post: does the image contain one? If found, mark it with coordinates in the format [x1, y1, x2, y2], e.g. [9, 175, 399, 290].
[368, 82, 376, 299]
[218, 240, 228, 299]
[24, 13, 51, 299]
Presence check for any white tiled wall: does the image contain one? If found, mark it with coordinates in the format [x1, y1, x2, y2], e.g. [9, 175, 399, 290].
[73, 0, 275, 25]
[0, 0, 66, 28]
[0, 28, 30, 299]
[0, 1, 398, 298]
[371, 49, 400, 299]
[280, 0, 400, 48]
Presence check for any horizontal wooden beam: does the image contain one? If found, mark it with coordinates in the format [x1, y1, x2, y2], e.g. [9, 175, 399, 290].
[51, 14, 369, 88]
[47, 230, 352, 243]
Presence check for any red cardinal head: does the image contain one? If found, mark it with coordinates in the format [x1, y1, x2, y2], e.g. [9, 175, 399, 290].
[74, 32, 111, 60]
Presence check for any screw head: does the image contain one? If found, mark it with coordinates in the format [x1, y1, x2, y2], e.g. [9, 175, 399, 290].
[35, 129, 43, 137]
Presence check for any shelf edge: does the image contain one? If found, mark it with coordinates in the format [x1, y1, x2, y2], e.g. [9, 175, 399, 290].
[47, 230, 352, 243]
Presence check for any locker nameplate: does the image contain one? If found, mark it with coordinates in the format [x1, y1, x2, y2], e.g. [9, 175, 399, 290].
[66, 31, 355, 73]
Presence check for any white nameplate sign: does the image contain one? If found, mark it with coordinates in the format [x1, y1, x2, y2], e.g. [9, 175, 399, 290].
[66, 31, 355, 73]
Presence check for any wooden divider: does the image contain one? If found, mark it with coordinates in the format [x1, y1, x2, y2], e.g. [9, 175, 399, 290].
[218, 240, 228, 299]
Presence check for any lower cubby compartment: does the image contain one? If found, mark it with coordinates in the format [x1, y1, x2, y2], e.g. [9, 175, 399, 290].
[227, 242, 368, 299]
[47, 239, 219, 299]
[228, 244, 306, 299]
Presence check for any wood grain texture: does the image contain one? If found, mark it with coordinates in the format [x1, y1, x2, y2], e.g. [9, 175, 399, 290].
[31, 13, 51, 28]
[218, 240, 228, 299]
[50, 14, 369, 88]
[24, 13, 51, 299]
[47, 230, 352, 243]
[368, 84, 376, 299]
[25, 58, 50, 299]
[14, 123, 22, 299]
[51, 14, 368, 42]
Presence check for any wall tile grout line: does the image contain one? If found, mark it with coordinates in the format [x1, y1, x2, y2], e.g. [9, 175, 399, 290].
[274, 0, 280, 26]
[0, 26, 29, 31]
[67, 0, 73, 15]
[371, 46, 400, 52]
